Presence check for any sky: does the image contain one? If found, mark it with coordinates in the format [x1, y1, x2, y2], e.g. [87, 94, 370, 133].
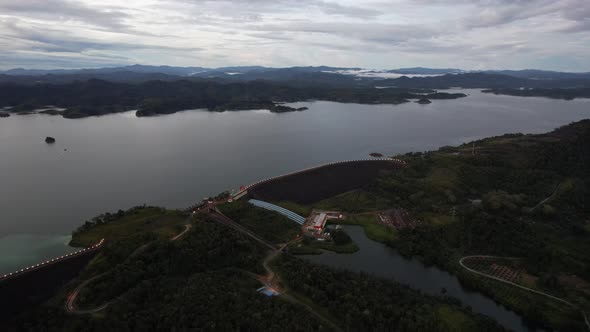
[0, 0, 589, 71]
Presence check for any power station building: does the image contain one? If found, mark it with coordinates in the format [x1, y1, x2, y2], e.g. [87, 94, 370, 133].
[307, 211, 343, 236]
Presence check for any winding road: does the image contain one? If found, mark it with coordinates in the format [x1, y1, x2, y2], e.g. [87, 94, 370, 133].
[65, 222, 192, 314]
[170, 224, 192, 241]
[65, 274, 108, 314]
[200, 203, 342, 331]
[66, 202, 342, 329]
[258, 243, 343, 332]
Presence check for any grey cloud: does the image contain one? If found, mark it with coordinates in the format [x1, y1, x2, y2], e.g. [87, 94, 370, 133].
[251, 21, 439, 45]
[0, 18, 202, 54]
[165, 0, 382, 19]
[0, 50, 128, 69]
[308, 1, 383, 18]
[0, 0, 130, 29]
[437, 0, 557, 29]
[0, 0, 588, 70]
[417, 0, 590, 32]
[555, 0, 590, 32]
[245, 31, 294, 42]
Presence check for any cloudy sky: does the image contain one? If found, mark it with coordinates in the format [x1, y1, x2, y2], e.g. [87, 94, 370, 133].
[0, 0, 589, 71]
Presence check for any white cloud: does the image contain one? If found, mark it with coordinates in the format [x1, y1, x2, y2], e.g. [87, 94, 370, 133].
[0, 0, 588, 70]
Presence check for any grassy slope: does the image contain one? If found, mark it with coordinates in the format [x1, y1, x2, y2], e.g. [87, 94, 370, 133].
[218, 200, 300, 244]
[70, 207, 186, 247]
[313, 190, 390, 213]
[331, 214, 397, 242]
[436, 306, 479, 332]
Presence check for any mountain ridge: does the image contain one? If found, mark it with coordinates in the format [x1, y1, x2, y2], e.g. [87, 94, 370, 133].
[3, 65, 589, 80]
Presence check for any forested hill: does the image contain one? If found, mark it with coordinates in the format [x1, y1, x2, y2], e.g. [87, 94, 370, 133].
[1, 65, 590, 88]
[469, 119, 590, 179]
[0, 79, 465, 118]
[385, 119, 590, 263]
[8, 208, 504, 331]
[482, 87, 590, 100]
[364, 119, 590, 330]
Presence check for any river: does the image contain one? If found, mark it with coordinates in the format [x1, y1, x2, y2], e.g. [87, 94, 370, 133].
[1, 89, 589, 275]
[304, 225, 536, 332]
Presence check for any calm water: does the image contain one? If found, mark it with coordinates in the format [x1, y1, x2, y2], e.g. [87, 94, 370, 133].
[1, 89, 589, 274]
[305, 225, 535, 332]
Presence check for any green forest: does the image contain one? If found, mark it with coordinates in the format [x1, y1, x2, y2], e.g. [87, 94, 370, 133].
[482, 88, 590, 100]
[289, 120, 590, 331]
[6, 120, 590, 331]
[11, 211, 503, 331]
[0, 79, 465, 118]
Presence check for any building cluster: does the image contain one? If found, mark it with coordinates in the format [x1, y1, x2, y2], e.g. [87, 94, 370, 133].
[305, 210, 343, 238]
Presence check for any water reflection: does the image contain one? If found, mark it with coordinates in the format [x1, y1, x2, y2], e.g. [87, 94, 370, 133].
[0, 90, 588, 275]
[304, 225, 535, 332]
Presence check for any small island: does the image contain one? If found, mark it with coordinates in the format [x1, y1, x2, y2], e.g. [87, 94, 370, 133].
[0, 112, 10, 118]
[137, 100, 308, 117]
[416, 98, 432, 104]
[267, 104, 309, 113]
[211, 101, 308, 114]
[1, 80, 469, 119]
[370, 152, 384, 157]
[45, 136, 56, 144]
[39, 109, 64, 116]
[481, 88, 590, 100]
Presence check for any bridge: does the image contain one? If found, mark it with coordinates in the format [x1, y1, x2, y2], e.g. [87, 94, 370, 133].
[0, 238, 104, 282]
[0, 238, 105, 321]
[233, 158, 405, 200]
[248, 199, 306, 225]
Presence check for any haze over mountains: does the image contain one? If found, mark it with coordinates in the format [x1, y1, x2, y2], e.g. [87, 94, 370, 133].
[2, 65, 590, 89]
[3, 64, 590, 79]
[2, 63, 590, 120]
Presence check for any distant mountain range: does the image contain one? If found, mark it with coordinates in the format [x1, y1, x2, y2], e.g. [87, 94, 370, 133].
[3, 64, 588, 79]
[1, 65, 208, 77]
[1, 65, 590, 88]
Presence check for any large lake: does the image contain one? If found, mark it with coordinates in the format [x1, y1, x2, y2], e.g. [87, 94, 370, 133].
[1, 89, 589, 274]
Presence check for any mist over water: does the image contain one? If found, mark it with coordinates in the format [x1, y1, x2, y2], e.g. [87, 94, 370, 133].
[0, 234, 75, 274]
[1, 89, 589, 273]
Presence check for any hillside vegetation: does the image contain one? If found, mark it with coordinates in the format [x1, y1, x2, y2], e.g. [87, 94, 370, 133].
[291, 120, 590, 331]
[11, 212, 503, 331]
[0, 80, 465, 118]
[70, 206, 187, 247]
[7, 120, 590, 331]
